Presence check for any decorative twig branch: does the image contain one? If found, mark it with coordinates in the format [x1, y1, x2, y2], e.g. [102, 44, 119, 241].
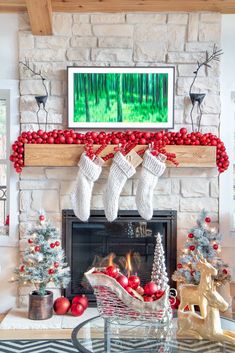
[189, 44, 223, 132]
[189, 44, 223, 95]
[19, 59, 48, 97]
[19, 59, 49, 130]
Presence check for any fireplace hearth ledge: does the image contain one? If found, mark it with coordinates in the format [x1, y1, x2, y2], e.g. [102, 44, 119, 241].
[0, 307, 99, 330]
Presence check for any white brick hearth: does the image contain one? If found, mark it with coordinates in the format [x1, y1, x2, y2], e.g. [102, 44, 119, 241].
[18, 11, 221, 305]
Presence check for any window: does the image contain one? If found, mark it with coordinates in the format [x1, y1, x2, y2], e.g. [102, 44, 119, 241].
[0, 81, 19, 246]
[0, 91, 9, 235]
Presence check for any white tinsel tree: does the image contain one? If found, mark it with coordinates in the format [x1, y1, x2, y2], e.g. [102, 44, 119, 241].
[172, 209, 231, 286]
[151, 233, 169, 290]
[15, 214, 70, 296]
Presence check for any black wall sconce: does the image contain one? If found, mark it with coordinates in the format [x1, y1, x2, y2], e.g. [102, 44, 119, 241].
[189, 45, 223, 132]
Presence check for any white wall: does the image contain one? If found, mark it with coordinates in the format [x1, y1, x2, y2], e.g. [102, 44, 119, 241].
[0, 13, 19, 80]
[0, 14, 19, 312]
[220, 15, 235, 282]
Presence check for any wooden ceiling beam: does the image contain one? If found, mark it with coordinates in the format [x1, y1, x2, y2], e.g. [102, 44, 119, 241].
[1, 0, 235, 15]
[0, 0, 26, 12]
[25, 0, 52, 35]
[51, 0, 235, 14]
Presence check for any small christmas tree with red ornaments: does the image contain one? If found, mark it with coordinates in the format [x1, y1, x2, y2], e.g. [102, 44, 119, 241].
[15, 213, 70, 296]
[172, 209, 231, 286]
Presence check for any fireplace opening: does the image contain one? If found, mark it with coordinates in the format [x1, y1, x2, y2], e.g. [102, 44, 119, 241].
[62, 210, 177, 304]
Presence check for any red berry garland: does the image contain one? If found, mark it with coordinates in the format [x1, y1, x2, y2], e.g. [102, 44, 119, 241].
[10, 129, 229, 174]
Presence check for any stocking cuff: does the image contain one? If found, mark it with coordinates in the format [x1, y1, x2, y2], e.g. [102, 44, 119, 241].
[143, 150, 166, 176]
[78, 153, 102, 181]
[113, 152, 136, 178]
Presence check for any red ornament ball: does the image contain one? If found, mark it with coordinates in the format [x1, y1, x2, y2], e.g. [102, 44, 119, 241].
[53, 297, 70, 315]
[116, 275, 129, 288]
[54, 262, 59, 268]
[180, 127, 187, 135]
[39, 215, 45, 221]
[213, 244, 219, 250]
[177, 263, 183, 269]
[72, 295, 88, 310]
[155, 290, 165, 300]
[105, 265, 119, 278]
[223, 269, 228, 275]
[144, 296, 154, 302]
[144, 282, 158, 296]
[136, 286, 144, 296]
[50, 243, 55, 249]
[71, 303, 85, 316]
[55, 241, 60, 247]
[125, 286, 133, 295]
[34, 246, 41, 252]
[59, 136, 66, 144]
[189, 245, 195, 251]
[128, 275, 140, 289]
[19, 265, 25, 272]
[205, 217, 211, 223]
[188, 233, 194, 239]
[169, 297, 180, 309]
[48, 268, 54, 275]
[28, 238, 33, 244]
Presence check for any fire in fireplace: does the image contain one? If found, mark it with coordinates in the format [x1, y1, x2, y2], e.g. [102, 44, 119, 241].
[62, 210, 177, 304]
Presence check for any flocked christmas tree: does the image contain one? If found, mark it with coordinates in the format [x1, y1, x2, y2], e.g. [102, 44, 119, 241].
[15, 213, 70, 296]
[151, 233, 169, 290]
[172, 209, 231, 286]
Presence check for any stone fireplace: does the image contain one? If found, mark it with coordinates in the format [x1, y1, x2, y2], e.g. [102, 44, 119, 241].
[17, 11, 221, 306]
[62, 210, 177, 303]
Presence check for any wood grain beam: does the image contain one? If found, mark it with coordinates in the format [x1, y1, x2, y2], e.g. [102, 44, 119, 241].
[51, 0, 235, 14]
[0, 0, 25, 12]
[25, 0, 52, 35]
[24, 145, 217, 168]
[1, 0, 235, 13]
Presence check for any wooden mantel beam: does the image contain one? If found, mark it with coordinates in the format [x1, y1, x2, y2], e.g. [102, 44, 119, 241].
[24, 145, 217, 168]
[25, 0, 52, 35]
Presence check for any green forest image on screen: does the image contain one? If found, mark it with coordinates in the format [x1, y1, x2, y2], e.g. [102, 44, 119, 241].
[73, 73, 169, 123]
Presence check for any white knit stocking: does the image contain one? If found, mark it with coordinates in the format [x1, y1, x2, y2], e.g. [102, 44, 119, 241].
[103, 152, 136, 222]
[135, 150, 166, 221]
[71, 153, 102, 222]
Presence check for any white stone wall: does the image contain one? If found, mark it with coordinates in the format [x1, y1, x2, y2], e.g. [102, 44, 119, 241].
[18, 12, 221, 305]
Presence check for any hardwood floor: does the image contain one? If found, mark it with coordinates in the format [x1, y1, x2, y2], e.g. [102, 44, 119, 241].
[0, 312, 72, 340]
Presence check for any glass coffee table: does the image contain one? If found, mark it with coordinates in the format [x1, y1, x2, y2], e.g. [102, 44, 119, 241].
[71, 314, 235, 353]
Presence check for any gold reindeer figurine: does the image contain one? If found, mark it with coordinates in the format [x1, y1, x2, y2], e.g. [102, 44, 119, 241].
[177, 253, 235, 344]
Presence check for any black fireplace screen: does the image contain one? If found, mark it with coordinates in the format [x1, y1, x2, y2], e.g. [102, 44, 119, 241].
[62, 210, 177, 303]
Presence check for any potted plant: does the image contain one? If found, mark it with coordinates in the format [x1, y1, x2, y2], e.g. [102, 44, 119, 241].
[15, 214, 70, 320]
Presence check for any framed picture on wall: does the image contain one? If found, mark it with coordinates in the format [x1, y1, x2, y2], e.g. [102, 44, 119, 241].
[68, 67, 175, 129]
